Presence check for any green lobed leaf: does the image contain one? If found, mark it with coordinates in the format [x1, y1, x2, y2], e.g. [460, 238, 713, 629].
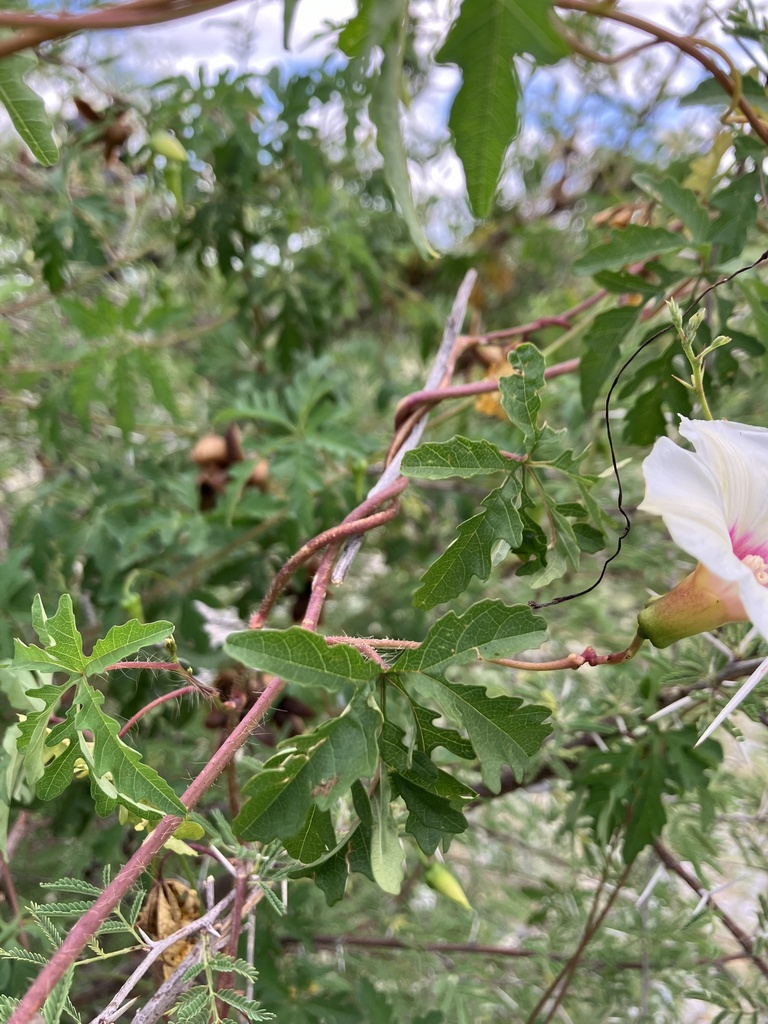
[13, 595, 86, 675]
[0, 54, 59, 167]
[224, 627, 381, 690]
[233, 696, 381, 841]
[292, 779, 376, 904]
[388, 681, 476, 760]
[16, 684, 68, 788]
[411, 678, 551, 792]
[414, 475, 523, 608]
[369, 770, 403, 894]
[401, 600, 546, 675]
[633, 173, 710, 244]
[35, 713, 81, 802]
[284, 806, 337, 864]
[573, 225, 684, 276]
[382, 723, 472, 854]
[380, 723, 475, 803]
[86, 618, 174, 676]
[369, 2, 436, 258]
[679, 74, 768, 110]
[401, 436, 512, 479]
[73, 680, 186, 820]
[706, 171, 759, 263]
[499, 342, 546, 448]
[579, 306, 641, 412]
[437, 0, 567, 217]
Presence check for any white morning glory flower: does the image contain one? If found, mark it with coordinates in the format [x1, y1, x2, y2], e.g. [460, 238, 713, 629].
[638, 416, 768, 743]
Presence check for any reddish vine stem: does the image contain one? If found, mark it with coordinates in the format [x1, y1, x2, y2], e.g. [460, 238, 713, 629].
[392, 357, 580, 431]
[104, 661, 215, 697]
[555, 0, 768, 145]
[301, 541, 342, 633]
[326, 635, 389, 669]
[0, 853, 27, 948]
[653, 841, 768, 979]
[117, 686, 199, 738]
[9, 672, 289, 1024]
[249, 478, 407, 628]
[324, 636, 422, 650]
[0, 0, 239, 58]
[465, 290, 607, 345]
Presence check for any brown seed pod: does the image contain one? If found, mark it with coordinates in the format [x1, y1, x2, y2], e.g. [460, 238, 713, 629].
[192, 434, 229, 467]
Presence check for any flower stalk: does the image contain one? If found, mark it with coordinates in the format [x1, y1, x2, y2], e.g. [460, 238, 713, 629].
[667, 299, 731, 421]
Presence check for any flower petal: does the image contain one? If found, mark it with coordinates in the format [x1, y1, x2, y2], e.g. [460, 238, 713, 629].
[678, 418, 768, 559]
[640, 434, 741, 579]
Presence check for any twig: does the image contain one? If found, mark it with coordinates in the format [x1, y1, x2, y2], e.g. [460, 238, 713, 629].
[216, 864, 248, 1010]
[525, 860, 633, 1024]
[555, 0, 768, 144]
[466, 291, 606, 344]
[653, 841, 768, 979]
[301, 541, 341, 633]
[130, 888, 265, 1024]
[280, 926, 752, 970]
[392, 357, 580, 430]
[117, 686, 200, 738]
[249, 479, 406, 628]
[88, 890, 236, 1024]
[331, 269, 478, 584]
[10, 675, 288, 1023]
[0, 0, 240, 58]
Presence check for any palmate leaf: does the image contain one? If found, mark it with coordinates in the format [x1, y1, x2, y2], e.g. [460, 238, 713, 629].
[413, 678, 551, 792]
[224, 627, 380, 690]
[388, 682, 476, 760]
[394, 601, 550, 791]
[369, 5, 436, 259]
[370, 770, 404, 894]
[499, 343, 545, 448]
[438, 0, 567, 217]
[16, 684, 68, 788]
[401, 436, 511, 479]
[13, 594, 173, 678]
[579, 306, 641, 412]
[233, 695, 381, 841]
[86, 619, 174, 675]
[74, 680, 185, 820]
[414, 475, 523, 609]
[573, 225, 684, 276]
[633, 172, 710, 244]
[14, 595, 86, 675]
[382, 723, 473, 853]
[289, 781, 375, 905]
[283, 805, 336, 864]
[398, 599, 547, 673]
[36, 714, 81, 802]
[0, 54, 59, 167]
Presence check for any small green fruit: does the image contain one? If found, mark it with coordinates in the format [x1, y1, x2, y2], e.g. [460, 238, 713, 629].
[150, 130, 187, 163]
[424, 862, 472, 910]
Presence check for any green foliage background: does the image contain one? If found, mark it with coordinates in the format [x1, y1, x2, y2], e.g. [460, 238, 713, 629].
[2, 2, 768, 1022]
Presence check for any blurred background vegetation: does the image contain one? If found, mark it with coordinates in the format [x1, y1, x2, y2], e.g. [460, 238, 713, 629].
[3, 2, 768, 1021]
